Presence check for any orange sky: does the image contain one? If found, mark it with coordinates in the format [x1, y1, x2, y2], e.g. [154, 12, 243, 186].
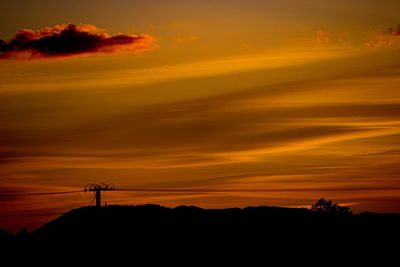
[1, 0, 400, 231]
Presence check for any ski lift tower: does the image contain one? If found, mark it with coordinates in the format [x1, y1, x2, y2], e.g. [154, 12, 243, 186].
[84, 183, 115, 208]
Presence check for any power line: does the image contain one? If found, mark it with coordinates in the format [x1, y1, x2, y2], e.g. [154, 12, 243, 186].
[0, 190, 83, 197]
[0, 188, 289, 198]
[1, 185, 398, 198]
[0, 212, 65, 219]
[116, 187, 388, 193]
[116, 188, 323, 193]
[118, 188, 286, 193]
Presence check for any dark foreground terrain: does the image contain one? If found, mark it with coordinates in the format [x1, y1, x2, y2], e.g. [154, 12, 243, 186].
[1, 204, 399, 261]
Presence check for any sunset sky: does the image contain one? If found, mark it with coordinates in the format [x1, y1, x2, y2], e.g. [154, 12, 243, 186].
[1, 0, 400, 230]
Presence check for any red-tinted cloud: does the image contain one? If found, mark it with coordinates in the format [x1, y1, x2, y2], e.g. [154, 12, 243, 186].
[0, 24, 155, 59]
[290, 31, 331, 46]
[314, 31, 331, 45]
[364, 25, 400, 49]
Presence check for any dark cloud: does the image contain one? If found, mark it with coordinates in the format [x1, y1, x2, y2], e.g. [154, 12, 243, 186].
[0, 24, 155, 59]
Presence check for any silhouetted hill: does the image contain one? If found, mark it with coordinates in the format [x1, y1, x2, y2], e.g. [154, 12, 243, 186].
[34, 204, 317, 240]
[1, 204, 399, 261]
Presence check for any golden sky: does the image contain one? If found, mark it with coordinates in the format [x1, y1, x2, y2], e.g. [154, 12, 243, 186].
[1, 0, 400, 230]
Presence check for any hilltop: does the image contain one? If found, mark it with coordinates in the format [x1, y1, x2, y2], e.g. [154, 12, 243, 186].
[32, 205, 400, 243]
[1, 204, 399, 259]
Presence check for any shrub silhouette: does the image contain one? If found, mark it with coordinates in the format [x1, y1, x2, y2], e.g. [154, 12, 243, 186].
[311, 198, 352, 214]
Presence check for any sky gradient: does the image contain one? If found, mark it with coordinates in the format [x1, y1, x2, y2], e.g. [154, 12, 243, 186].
[1, 0, 400, 231]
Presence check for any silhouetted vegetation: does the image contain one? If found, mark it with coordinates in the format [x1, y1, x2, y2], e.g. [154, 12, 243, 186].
[311, 198, 352, 214]
[0, 229, 13, 242]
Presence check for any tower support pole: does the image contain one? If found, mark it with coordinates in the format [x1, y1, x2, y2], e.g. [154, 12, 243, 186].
[96, 189, 101, 208]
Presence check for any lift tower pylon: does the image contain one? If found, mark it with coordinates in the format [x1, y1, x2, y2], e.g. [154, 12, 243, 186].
[84, 183, 115, 208]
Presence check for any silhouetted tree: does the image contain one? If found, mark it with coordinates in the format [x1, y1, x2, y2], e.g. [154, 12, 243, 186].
[15, 229, 31, 243]
[0, 228, 14, 242]
[311, 198, 352, 214]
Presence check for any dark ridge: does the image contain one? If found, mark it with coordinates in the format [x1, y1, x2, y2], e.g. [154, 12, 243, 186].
[1, 204, 399, 260]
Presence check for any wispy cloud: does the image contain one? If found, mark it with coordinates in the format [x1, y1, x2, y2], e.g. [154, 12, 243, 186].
[290, 31, 332, 46]
[0, 47, 354, 92]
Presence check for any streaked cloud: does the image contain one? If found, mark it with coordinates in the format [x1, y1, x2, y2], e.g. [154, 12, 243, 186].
[0, 47, 355, 93]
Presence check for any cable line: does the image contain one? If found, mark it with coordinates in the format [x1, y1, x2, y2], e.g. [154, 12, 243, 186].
[0, 190, 83, 197]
